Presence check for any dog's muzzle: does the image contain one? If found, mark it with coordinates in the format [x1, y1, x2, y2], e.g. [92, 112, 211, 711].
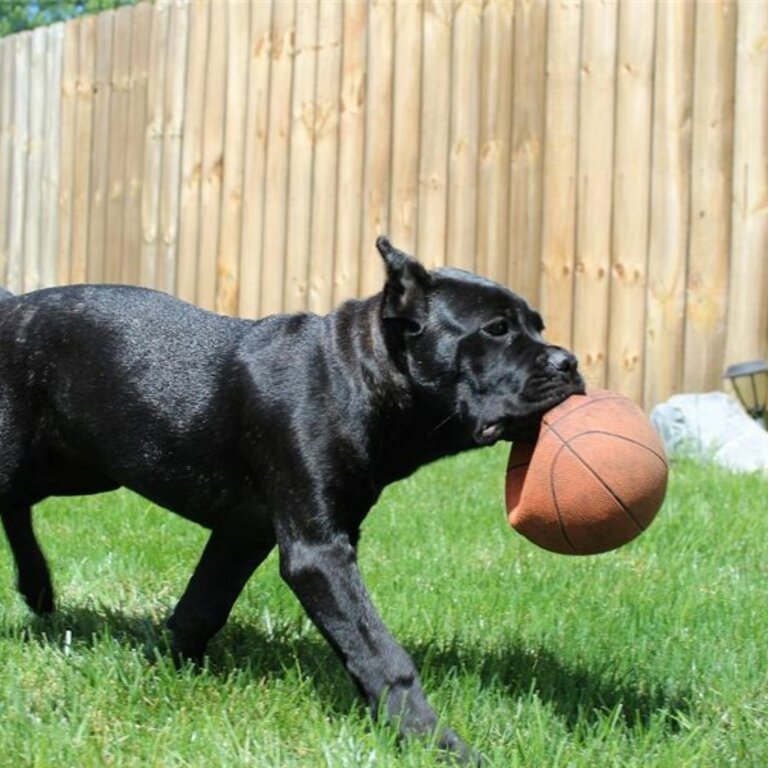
[479, 351, 584, 445]
[521, 347, 585, 406]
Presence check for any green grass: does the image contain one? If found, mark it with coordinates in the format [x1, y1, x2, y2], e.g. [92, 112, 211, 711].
[1, 446, 767, 766]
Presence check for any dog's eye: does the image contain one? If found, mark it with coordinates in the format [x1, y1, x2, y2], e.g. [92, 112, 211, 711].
[483, 319, 510, 337]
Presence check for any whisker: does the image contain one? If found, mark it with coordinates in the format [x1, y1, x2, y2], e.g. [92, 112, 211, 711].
[428, 411, 458, 438]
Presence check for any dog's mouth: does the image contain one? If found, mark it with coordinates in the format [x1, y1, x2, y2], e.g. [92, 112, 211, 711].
[473, 380, 585, 447]
[474, 416, 540, 446]
[527, 383, 584, 413]
[474, 422, 506, 446]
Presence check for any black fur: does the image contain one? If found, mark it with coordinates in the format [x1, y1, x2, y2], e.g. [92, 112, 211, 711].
[0, 239, 583, 763]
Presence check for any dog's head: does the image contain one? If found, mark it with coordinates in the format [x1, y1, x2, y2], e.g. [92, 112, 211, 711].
[377, 237, 585, 446]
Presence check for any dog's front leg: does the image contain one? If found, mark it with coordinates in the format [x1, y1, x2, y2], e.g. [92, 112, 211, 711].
[277, 532, 478, 764]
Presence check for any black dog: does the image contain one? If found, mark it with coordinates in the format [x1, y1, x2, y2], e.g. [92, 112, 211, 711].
[0, 238, 582, 762]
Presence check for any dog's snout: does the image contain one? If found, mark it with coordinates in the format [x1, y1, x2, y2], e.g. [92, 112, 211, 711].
[548, 348, 579, 375]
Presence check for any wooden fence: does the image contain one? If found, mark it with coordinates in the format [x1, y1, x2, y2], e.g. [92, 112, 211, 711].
[0, 0, 767, 410]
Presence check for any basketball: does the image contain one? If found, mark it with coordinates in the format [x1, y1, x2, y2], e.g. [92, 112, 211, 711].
[506, 390, 668, 555]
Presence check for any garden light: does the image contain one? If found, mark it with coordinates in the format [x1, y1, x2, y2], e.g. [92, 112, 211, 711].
[723, 359, 768, 428]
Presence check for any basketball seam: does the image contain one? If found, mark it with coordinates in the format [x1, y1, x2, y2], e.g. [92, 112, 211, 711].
[550, 473, 579, 553]
[548, 423, 647, 534]
[543, 394, 627, 430]
[564, 430, 669, 468]
[544, 427, 579, 554]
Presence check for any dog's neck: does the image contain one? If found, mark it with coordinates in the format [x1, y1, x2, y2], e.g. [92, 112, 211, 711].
[328, 296, 475, 488]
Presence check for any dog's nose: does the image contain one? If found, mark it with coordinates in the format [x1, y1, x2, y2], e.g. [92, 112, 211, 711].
[548, 348, 579, 375]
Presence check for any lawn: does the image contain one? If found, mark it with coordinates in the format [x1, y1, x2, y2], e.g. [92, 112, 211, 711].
[0, 445, 766, 767]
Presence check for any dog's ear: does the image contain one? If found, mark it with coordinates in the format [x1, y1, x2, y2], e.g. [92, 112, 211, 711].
[376, 236, 430, 335]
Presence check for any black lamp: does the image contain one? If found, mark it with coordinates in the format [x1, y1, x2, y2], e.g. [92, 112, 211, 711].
[723, 359, 768, 428]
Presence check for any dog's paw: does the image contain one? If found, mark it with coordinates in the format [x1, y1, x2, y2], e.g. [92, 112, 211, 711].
[436, 728, 485, 766]
[169, 642, 206, 671]
[164, 615, 208, 670]
[19, 579, 55, 615]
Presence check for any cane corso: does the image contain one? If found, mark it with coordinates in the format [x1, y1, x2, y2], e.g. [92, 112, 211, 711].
[0, 238, 583, 762]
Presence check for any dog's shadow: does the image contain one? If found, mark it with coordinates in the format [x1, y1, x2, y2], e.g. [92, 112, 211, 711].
[11, 605, 690, 733]
[412, 640, 691, 733]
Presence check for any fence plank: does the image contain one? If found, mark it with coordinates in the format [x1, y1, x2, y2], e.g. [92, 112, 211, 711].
[57, 20, 79, 285]
[196, 0, 227, 310]
[213, 0, 249, 315]
[285, 0, 319, 313]
[477, 0, 513, 283]
[539, 0, 582, 349]
[141, 0, 169, 289]
[24, 28, 48, 291]
[389, 0, 422, 256]
[359, 0, 394, 295]
[175, 0, 209, 303]
[104, 6, 132, 284]
[725, 0, 768, 367]
[644, 0, 695, 409]
[608, 0, 655, 402]
[684, 0, 736, 392]
[87, 10, 114, 285]
[572, 0, 618, 390]
[7, 32, 30, 293]
[333, 0, 367, 304]
[122, 1, 152, 285]
[0, 38, 13, 286]
[158, 0, 189, 295]
[308, 0, 343, 314]
[70, 17, 96, 284]
[446, 0, 481, 272]
[509, 0, 547, 304]
[417, 0, 451, 269]
[261, 0, 296, 316]
[23, 27, 48, 292]
[40, 23, 63, 289]
[237, 0, 273, 319]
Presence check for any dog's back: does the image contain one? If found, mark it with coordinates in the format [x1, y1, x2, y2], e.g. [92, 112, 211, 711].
[0, 284, 260, 517]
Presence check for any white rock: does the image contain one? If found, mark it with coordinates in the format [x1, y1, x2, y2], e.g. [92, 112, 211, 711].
[650, 392, 768, 473]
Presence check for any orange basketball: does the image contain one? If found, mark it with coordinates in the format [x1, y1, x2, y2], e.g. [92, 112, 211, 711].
[506, 390, 668, 555]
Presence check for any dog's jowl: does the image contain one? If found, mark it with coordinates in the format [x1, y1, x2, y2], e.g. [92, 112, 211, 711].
[0, 238, 583, 763]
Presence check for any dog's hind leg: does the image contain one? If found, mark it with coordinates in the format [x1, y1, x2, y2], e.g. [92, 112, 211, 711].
[167, 527, 276, 663]
[1, 504, 54, 614]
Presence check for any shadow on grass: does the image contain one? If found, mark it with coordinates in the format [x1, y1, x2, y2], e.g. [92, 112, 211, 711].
[12, 605, 358, 717]
[411, 640, 692, 733]
[8, 606, 692, 733]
